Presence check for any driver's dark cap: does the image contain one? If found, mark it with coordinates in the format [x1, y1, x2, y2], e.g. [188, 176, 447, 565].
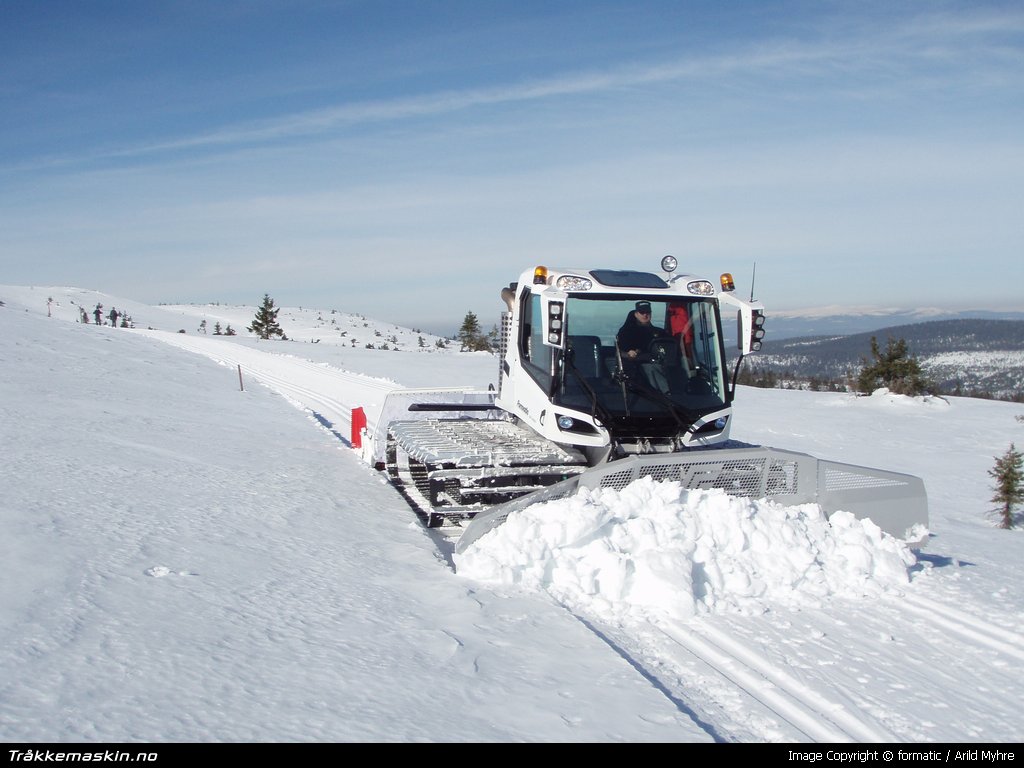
[635, 301, 652, 314]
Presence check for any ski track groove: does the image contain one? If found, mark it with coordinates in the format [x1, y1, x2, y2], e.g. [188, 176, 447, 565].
[899, 593, 1024, 662]
[561, 609, 883, 743]
[656, 618, 897, 743]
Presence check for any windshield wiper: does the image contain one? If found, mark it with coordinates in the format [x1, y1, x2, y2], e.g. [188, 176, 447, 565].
[562, 354, 619, 431]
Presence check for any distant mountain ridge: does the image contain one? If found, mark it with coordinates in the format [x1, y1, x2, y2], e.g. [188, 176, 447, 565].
[765, 308, 1024, 340]
[752, 318, 1024, 399]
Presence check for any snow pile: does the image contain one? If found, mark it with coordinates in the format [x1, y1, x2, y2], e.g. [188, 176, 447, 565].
[456, 477, 916, 622]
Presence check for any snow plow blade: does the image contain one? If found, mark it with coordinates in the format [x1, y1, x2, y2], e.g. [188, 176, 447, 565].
[454, 446, 928, 554]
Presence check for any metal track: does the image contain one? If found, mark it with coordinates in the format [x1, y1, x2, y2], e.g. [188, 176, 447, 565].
[385, 418, 588, 527]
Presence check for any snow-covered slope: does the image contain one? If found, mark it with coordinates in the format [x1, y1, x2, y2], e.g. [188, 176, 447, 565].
[0, 285, 454, 352]
[1, 286, 1022, 743]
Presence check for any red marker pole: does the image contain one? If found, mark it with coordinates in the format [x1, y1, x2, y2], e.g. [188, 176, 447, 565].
[351, 407, 366, 448]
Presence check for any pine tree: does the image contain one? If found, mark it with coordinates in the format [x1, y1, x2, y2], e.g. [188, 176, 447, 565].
[457, 311, 491, 352]
[248, 294, 287, 340]
[856, 336, 930, 396]
[989, 443, 1024, 529]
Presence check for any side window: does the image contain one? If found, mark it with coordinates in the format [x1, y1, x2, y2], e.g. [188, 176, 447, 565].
[520, 292, 552, 390]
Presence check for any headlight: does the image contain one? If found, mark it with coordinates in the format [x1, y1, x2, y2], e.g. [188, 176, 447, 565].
[557, 415, 575, 430]
[687, 280, 715, 295]
[556, 275, 593, 291]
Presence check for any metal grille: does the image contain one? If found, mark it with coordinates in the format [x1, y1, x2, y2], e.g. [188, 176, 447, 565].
[586, 455, 803, 499]
[597, 469, 636, 491]
[768, 459, 800, 495]
[642, 462, 688, 483]
[824, 465, 908, 491]
[497, 311, 512, 396]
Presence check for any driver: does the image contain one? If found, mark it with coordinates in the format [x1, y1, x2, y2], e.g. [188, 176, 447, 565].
[617, 301, 671, 394]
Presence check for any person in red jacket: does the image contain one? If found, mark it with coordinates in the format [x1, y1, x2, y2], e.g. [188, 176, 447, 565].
[667, 301, 695, 365]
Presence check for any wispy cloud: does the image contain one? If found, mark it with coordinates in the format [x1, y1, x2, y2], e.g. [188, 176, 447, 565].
[15, 6, 1020, 174]
[74, 49, 817, 161]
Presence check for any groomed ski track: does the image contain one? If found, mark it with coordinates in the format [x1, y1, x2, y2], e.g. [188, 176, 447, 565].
[135, 328, 394, 443]
[142, 328, 1024, 743]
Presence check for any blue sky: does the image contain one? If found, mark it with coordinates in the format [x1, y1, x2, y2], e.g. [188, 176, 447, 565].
[2, 1, 1022, 331]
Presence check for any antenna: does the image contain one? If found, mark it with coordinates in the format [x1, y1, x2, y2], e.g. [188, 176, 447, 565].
[749, 261, 758, 302]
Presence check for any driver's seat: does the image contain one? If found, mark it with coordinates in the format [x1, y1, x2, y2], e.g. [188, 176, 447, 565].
[567, 335, 603, 379]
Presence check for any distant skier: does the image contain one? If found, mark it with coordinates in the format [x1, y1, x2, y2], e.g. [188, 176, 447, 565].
[93, 304, 103, 325]
[109, 307, 119, 328]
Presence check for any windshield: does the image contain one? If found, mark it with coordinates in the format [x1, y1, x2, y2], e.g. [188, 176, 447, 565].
[555, 295, 728, 422]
